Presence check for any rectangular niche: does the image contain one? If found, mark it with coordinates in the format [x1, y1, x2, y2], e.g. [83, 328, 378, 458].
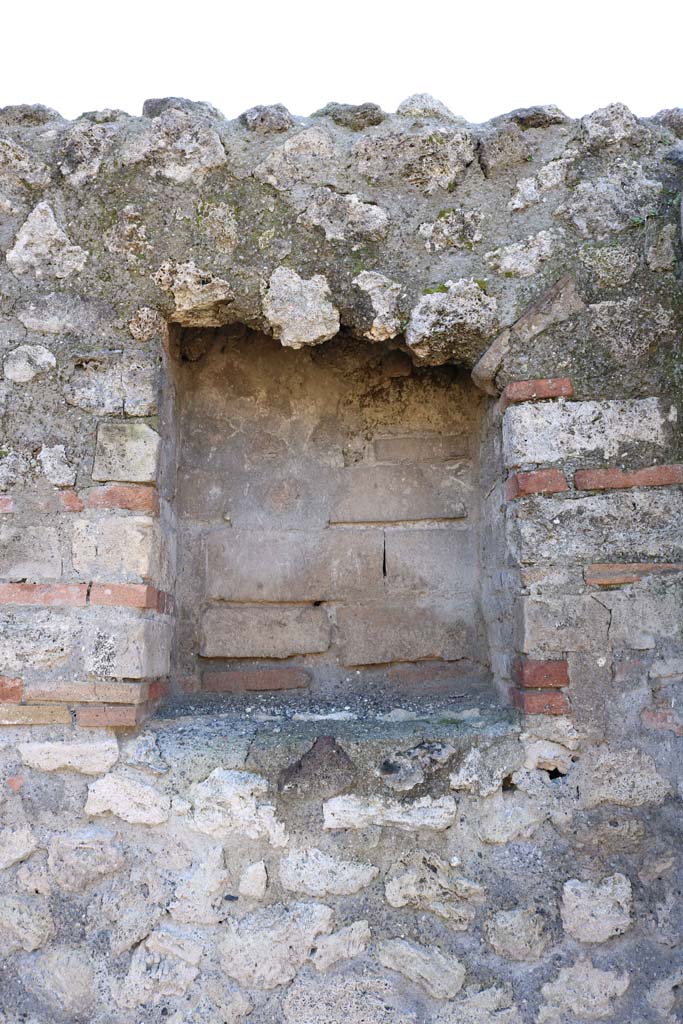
[169, 326, 498, 710]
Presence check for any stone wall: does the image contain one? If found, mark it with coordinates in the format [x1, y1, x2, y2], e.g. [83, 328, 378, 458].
[0, 94, 682, 1023]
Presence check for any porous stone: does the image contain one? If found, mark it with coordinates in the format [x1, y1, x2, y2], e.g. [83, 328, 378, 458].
[262, 267, 340, 348]
[114, 924, 203, 1007]
[353, 270, 402, 340]
[7, 201, 88, 278]
[0, 825, 37, 870]
[92, 421, 160, 483]
[4, 344, 56, 383]
[300, 187, 389, 240]
[47, 826, 125, 891]
[220, 902, 333, 989]
[154, 259, 235, 326]
[284, 970, 420, 1024]
[396, 93, 460, 120]
[315, 101, 385, 130]
[406, 279, 498, 366]
[431, 985, 522, 1024]
[323, 793, 457, 831]
[555, 162, 662, 238]
[191, 768, 288, 846]
[503, 397, 674, 468]
[238, 859, 268, 899]
[310, 920, 371, 971]
[419, 207, 483, 251]
[170, 845, 230, 923]
[377, 938, 466, 999]
[85, 772, 171, 824]
[578, 747, 672, 808]
[0, 893, 54, 953]
[485, 230, 554, 277]
[538, 959, 629, 1022]
[484, 907, 548, 960]
[240, 103, 295, 133]
[19, 948, 96, 1020]
[279, 846, 378, 895]
[254, 127, 336, 190]
[18, 736, 119, 774]
[449, 739, 524, 797]
[38, 444, 76, 486]
[384, 850, 482, 929]
[581, 102, 641, 148]
[560, 873, 633, 942]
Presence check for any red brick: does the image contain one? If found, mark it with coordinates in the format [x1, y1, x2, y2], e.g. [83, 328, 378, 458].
[505, 469, 569, 501]
[202, 668, 311, 692]
[7, 775, 25, 792]
[585, 562, 683, 587]
[59, 489, 85, 511]
[510, 687, 570, 715]
[85, 484, 160, 514]
[0, 583, 88, 607]
[513, 658, 569, 688]
[0, 496, 14, 513]
[89, 583, 159, 609]
[76, 704, 148, 728]
[0, 676, 22, 703]
[641, 709, 683, 736]
[500, 377, 573, 410]
[574, 464, 683, 492]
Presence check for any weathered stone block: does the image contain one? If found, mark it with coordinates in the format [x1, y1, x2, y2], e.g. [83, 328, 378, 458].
[337, 600, 478, 665]
[596, 583, 683, 650]
[508, 490, 683, 564]
[201, 604, 331, 658]
[503, 398, 675, 468]
[516, 595, 610, 653]
[71, 516, 158, 581]
[92, 422, 160, 483]
[0, 525, 62, 582]
[384, 526, 475, 593]
[332, 465, 468, 522]
[205, 528, 383, 601]
[0, 609, 75, 672]
[373, 435, 470, 463]
[84, 616, 172, 678]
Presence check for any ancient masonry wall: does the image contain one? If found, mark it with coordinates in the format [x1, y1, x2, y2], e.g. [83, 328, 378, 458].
[0, 95, 681, 1023]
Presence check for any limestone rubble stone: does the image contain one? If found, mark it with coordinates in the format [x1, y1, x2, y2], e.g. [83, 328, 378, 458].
[279, 846, 379, 895]
[560, 873, 633, 942]
[220, 902, 334, 989]
[377, 937, 466, 999]
[85, 772, 171, 824]
[538, 959, 630, 1022]
[262, 267, 340, 348]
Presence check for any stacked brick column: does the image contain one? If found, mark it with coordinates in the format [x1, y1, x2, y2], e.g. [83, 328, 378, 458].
[0, 420, 173, 728]
[499, 378, 682, 730]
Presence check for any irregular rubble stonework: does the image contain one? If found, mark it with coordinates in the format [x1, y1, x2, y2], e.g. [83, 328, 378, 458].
[0, 95, 681, 1023]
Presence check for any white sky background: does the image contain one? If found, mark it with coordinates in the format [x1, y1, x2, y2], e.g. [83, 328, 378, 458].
[3, 0, 682, 124]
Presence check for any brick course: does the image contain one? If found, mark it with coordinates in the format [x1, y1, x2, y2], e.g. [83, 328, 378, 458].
[500, 377, 573, 410]
[513, 657, 569, 688]
[510, 687, 570, 715]
[203, 668, 311, 692]
[0, 676, 23, 703]
[505, 469, 569, 500]
[585, 563, 683, 586]
[575, 464, 683, 491]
